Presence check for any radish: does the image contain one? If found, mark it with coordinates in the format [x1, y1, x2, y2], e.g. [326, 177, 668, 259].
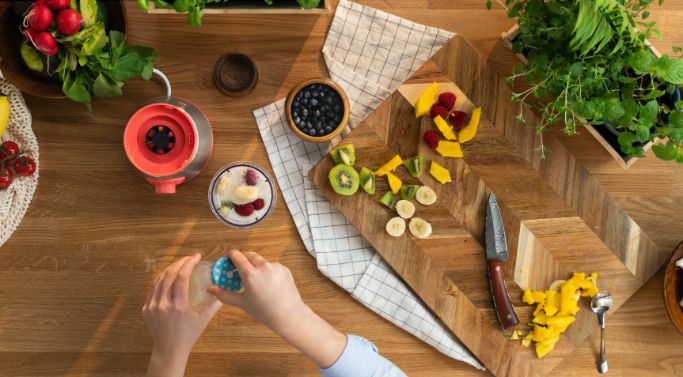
[46, 0, 70, 11]
[56, 9, 82, 35]
[33, 31, 58, 56]
[25, 4, 53, 31]
[22, 27, 39, 41]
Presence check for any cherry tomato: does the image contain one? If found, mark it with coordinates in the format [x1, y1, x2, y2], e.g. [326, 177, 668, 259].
[13, 156, 36, 177]
[0, 141, 20, 159]
[0, 166, 13, 189]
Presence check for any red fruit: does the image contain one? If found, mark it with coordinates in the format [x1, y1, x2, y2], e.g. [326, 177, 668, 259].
[56, 9, 82, 35]
[245, 169, 258, 186]
[0, 141, 21, 159]
[0, 167, 13, 189]
[22, 27, 39, 41]
[46, 0, 71, 11]
[252, 198, 265, 211]
[33, 31, 58, 56]
[423, 130, 440, 150]
[13, 156, 36, 177]
[26, 4, 53, 31]
[449, 110, 469, 130]
[438, 92, 457, 110]
[430, 104, 448, 119]
[234, 203, 255, 217]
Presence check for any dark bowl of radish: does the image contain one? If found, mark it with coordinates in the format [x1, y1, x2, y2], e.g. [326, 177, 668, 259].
[0, 1, 127, 99]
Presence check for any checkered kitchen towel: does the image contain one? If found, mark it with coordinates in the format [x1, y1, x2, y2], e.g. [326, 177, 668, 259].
[254, 0, 483, 369]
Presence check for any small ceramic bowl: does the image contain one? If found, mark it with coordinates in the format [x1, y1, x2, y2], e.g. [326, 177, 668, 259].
[285, 78, 349, 143]
[213, 53, 258, 97]
[663, 241, 683, 335]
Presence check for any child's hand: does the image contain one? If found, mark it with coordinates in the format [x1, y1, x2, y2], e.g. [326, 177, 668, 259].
[143, 253, 222, 377]
[207, 249, 306, 334]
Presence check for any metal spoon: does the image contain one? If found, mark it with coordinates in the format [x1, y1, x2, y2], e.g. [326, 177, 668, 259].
[591, 291, 613, 374]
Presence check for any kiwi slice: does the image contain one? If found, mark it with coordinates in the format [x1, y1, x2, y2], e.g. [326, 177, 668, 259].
[403, 155, 424, 177]
[359, 167, 375, 195]
[328, 164, 359, 196]
[379, 191, 395, 208]
[330, 144, 356, 166]
[400, 185, 419, 200]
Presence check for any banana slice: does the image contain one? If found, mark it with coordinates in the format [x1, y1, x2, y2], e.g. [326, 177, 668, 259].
[216, 176, 230, 195]
[408, 217, 432, 239]
[548, 280, 565, 292]
[385, 217, 406, 237]
[232, 185, 259, 205]
[416, 186, 437, 205]
[395, 200, 416, 219]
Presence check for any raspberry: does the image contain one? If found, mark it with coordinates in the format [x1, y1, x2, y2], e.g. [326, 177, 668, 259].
[234, 203, 255, 216]
[430, 104, 449, 119]
[252, 198, 265, 210]
[449, 110, 469, 130]
[438, 92, 457, 110]
[423, 130, 440, 150]
[245, 169, 258, 186]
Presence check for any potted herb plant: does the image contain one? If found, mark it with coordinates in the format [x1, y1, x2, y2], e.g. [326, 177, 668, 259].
[488, 0, 683, 166]
[137, 0, 327, 28]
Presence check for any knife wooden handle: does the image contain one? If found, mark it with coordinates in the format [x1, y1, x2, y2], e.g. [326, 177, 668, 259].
[487, 259, 520, 330]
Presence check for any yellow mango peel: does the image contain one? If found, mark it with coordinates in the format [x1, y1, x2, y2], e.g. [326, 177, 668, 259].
[375, 155, 403, 176]
[386, 172, 402, 194]
[414, 82, 439, 118]
[429, 161, 452, 184]
[434, 115, 457, 140]
[518, 272, 600, 358]
[435, 140, 463, 158]
[458, 107, 481, 143]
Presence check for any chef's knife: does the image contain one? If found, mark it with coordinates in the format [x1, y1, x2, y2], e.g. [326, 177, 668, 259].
[485, 193, 520, 330]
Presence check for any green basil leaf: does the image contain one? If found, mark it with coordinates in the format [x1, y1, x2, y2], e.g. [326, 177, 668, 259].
[639, 100, 659, 121]
[626, 50, 656, 74]
[669, 111, 683, 128]
[603, 101, 625, 121]
[635, 124, 651, 142]
[669, 128, 682, 144]
[652, 142, 678, 160]
[93, 73, 123, 97]
[188, 6, 202, 27]
[297, 0, 319, 8]
[676, 100, 683, 109]
[136, 0, 149, 12]
[655, 55, 683, 84]
[174, 0, 190, 12]
[20, 41, 44, 72]
[109, 30, 126, 59]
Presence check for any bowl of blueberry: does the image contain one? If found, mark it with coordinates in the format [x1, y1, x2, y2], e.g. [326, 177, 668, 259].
[286, 78, 349, 142]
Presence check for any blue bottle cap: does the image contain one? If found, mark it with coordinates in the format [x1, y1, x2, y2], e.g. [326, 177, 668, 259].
[211, 257, 243, 291]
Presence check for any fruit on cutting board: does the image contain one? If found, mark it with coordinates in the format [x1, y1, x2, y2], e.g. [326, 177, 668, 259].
[435, 140, 463, 158]
[414, 82, 439, 118]
[329, 164, 359, 196]
[386, 172, 402, 194]
[429, 161, 452, 184]
[379, 191, 395, 209]
[415, 185, 437, 205]
[458, 107, 482, 143]
[359, 167, 376, 195]
[330, 144, 356, 166]
[519, 272, 600, 358]
[438, 92, 456, 110]
[449, 110, 468, 130]
[0, 94, 9, 137]
[415, 186, 436, 206]
[430, 103, 449, 119]
[434, 115, 457, 141]
[423, 130, 440, 150]
[403, 156, 424, 177]
[375, 155, 403, 176]
[408, 217, 432, 238]
[395, 200, 415, 219]
[400, 185, 419, 200]
[385, 217, 406, 237]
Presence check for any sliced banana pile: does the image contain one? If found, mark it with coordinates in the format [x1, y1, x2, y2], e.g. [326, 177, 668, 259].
[384, 185, 435, 238]
[233, 185, 259, 204]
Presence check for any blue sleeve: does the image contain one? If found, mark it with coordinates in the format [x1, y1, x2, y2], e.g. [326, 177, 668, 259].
[320, 334, 407, 377]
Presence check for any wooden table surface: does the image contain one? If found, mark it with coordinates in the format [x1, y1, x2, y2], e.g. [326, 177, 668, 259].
[1, 1, 682, 376]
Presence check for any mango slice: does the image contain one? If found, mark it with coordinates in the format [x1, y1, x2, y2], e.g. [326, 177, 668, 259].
[532, 311, 548, 325]
[414, 82, 439, 118]
[458, 107, 481, 143]
[435, 140, 463, 158]
[535, 336, 560, 358]
[375, 155, 403, 176]
[386, 172, 402, 194]
[521, 333, 533, 348]
[434, 115, 457, 140]
[429, 161, 452, 184]
[510, 330, 520, 340]
[546, 315, 575, 332]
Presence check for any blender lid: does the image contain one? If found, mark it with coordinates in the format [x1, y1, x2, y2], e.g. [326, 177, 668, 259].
[211, 257, 243, 291]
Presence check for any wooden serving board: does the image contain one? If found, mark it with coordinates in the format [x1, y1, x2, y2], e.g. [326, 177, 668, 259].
[310, 35, 669, 376]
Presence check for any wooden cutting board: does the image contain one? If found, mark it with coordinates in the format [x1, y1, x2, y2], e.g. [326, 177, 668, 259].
[309, 35, 666, 376]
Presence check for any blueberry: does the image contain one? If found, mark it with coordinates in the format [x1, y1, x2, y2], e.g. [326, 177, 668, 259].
[313, 109, 321, 118]
[303, 91, 311, 98]
[302, 108, 309, 117]
[334, 105, 341, 112]
[292, 111, 298, 118]
[325, 126, 333, 134]
[313, 91, 319, 98]
[294, 116, 301, 125]
[309, 128, 317, 136]
[306, 121, 313, 128]
[310, 98, 318, 107]
[293, 100, 300, 107]
[334, 115, 342, 123]
[302, 98, 308, 105]
[319, 91, 326, 98]
[325, 97, 333, 105]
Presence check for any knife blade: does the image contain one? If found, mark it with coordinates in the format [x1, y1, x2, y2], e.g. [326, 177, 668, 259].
[485, 193, 520, 330]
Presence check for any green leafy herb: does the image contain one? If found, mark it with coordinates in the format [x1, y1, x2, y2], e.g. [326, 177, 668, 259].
[20, 41, 44, 72]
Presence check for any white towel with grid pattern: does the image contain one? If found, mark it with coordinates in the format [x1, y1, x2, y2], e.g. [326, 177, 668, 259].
[253, 0, 483, 369]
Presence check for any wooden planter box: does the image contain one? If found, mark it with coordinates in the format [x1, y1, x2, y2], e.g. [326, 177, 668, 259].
[149, 0, 331, 15]
[501, 24, 663, 169]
